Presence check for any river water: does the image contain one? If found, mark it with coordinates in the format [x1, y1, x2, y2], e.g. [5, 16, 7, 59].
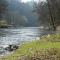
[0, 27, 52, 56]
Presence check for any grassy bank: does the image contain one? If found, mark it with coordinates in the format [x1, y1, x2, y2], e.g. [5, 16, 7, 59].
[0, 34, 60, 60]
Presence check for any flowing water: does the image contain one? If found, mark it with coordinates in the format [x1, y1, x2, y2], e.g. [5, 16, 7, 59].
[0, 27, 52, 56]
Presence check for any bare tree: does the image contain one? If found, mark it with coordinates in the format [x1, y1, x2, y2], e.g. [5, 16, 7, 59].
[34, 0, 60, 31]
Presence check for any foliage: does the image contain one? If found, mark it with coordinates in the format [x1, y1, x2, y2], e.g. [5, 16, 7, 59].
[34, 0, 60, 30]
[0, 0, 28, 27]
[6, 11, 28, 27]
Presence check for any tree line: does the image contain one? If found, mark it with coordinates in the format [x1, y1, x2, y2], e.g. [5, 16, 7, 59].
[0, 0, 28, 28]
[34, 0, 60, 31]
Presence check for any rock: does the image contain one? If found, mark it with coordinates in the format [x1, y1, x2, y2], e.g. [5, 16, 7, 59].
[47, 34, 51, 38]
[5, 44, 19, 52]
[56, 25, 60, 33]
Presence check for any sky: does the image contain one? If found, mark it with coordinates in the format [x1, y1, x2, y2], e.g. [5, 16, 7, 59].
[21, 0, 46, 3]
[21, 0, 32, 3]
[20, 0, 45, 3]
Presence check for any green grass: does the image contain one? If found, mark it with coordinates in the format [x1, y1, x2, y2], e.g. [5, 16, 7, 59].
[0, 34, 60, 60]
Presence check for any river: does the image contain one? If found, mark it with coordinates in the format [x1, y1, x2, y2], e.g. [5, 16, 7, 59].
[0, 27, 52, 56]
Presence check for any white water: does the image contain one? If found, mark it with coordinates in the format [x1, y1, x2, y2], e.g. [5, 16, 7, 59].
[0, 28, 41, 47]
[0, 27, 52, 55]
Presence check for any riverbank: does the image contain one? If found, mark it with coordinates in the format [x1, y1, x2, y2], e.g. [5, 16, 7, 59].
[0, 34, 60, 60]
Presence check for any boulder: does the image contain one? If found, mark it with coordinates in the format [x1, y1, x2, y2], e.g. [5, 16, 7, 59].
[5, 44, 19, 51]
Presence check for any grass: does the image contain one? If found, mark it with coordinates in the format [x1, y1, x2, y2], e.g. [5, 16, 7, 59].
[0, 34, 60, 60]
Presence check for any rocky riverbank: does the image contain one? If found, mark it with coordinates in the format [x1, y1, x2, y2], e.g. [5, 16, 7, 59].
[0, 44, 19, 56]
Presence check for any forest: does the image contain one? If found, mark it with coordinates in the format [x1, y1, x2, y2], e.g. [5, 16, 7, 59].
[0, 0, 60, 60]
[0, 0, 38, 28]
